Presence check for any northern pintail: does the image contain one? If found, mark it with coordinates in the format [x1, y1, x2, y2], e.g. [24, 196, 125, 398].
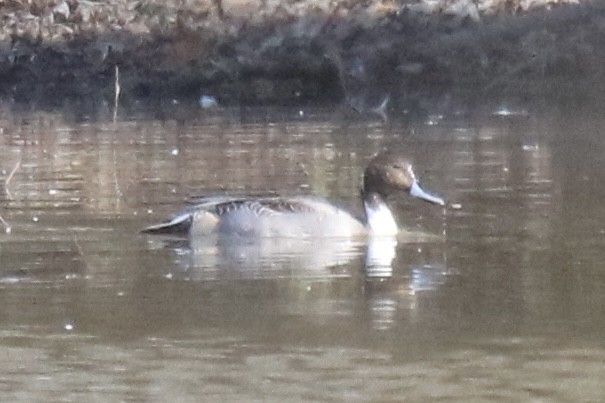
[142, 153, 445, 238]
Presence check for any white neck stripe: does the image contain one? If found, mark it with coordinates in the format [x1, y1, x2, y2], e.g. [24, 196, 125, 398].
[364, 199, 398, 237]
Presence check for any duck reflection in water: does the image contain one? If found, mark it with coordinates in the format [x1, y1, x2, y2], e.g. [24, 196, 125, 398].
[142, 152, 445, 277]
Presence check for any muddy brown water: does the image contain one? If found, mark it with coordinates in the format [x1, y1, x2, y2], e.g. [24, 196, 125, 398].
[0, 103, 604, 401]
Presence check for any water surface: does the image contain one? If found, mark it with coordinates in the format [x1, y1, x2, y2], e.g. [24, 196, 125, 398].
[0, 103, 604, 401]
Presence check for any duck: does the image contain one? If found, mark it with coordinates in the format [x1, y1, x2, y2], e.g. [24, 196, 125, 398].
[141, 153, 445, 238]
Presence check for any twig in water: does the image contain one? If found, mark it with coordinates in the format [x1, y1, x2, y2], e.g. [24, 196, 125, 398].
[4, 156, 21, 200]
[110, 65, 123, 206]
[73, 235, 84, 257]
[0, 214, 11, 234]
[73, 235, 91, 273]
[113, 64, 121, 123]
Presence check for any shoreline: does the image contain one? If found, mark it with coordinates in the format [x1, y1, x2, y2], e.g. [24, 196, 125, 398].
[0, 0, 601, 110]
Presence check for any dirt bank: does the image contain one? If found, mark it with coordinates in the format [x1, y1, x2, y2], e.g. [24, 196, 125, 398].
[0, 0, 602, 111]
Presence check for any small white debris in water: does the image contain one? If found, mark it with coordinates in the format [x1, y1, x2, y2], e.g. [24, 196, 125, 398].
[417, 248, 422, 253]
[299, 110, 304, 117]
[494, 107, 529, 117]
[5, 227, 11, 234]
[503, 167, 509, 172]
[49, 189, 58, 195]
[425, 114, 443, 126]
[165, 273, 173, 280]
[494, 107, 512, 116]
[451, 203, 462, 210]
[117, 291, 125, 297]
[64, 322, 74, 331]
[172, 99, 179, 105]
[199, 95, 218, 109]
[522, 144, 539, 151]
[147, 209, 153, 214]
[306, 285, 312, 291]
[32, 216, 39, 222]
[0, 276, 19, 284]
[171, 148, 179, 156]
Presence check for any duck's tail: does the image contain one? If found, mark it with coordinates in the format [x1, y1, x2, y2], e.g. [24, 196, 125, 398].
[140, 213, 192, 235]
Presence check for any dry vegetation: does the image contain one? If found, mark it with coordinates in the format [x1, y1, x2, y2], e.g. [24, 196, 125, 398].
[0, 0, 601, 109]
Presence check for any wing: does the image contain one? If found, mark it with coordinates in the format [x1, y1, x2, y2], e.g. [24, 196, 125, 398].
[141, 196, 315, 235]
[212, 197, 318, 217]
[140, 196, 237, 235]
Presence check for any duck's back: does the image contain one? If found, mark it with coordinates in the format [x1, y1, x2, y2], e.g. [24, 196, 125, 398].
[143, 196, 367, 238]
